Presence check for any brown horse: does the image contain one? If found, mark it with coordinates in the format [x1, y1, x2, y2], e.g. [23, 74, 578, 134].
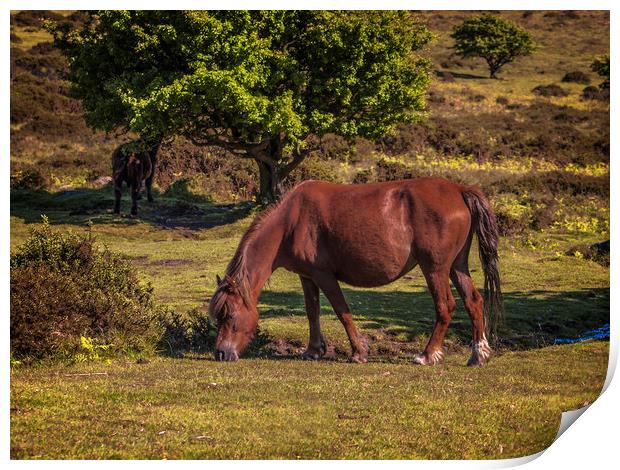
[208, 178, 502, 366]
[112, 137, 162, 216]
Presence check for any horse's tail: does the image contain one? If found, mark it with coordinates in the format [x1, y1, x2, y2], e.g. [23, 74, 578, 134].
[461, 187, 503, 339]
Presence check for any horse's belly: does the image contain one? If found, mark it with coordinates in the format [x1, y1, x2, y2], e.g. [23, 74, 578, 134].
[329, 236, 416, 287]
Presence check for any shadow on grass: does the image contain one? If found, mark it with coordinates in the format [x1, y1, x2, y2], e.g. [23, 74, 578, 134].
[435, 69, 490, 80]
[10, 187, 256, 230]
[258, 287, 609, 350]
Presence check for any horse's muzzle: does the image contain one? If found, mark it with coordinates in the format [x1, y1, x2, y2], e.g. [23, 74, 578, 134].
[215, 347, 239, 362]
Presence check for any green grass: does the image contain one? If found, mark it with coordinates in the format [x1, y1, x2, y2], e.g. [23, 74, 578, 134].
[10, 342, 608, 459]
[9, 9, 609, 460]
[10, 185, 609, 459]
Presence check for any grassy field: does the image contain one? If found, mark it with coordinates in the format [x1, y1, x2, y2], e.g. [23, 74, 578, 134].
[10, 10, 609, 460]
[10, 342, 608, 459]
[9, 190, 609, 459]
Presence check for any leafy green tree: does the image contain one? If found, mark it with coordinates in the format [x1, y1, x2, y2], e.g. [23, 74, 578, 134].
[51, 11, 432, 200]
[451, 13, 535, 79]
[591, 55, 610, 89]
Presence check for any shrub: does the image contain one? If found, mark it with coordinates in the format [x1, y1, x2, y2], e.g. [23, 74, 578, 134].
[582, 85, 609, 101]
[532, 84, 569, 97]
[13, 10, 65, 28]
[288, 157, 344, 186]
[157, 308, 216, 355]
[468, 93, 486, 103]
[10, 218, 164, 360]
[10, 169, 45, 190]
[374, 157, 416, 181]
[566, 243, 610, 267]
[496, 96, 509, 105]
[561, 71, 590, 84]
[352, 168, 376, 184]
[591, 55, 610, 89]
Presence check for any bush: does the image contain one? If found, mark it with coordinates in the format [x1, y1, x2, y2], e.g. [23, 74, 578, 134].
[582, 85, 609, 101]
[532, 84, 569, 97]
[591, 55, 610, 89]
[288, 157, 344, 186]
[13, 10, 66, 28]
[10, 218, 164, 360]
[374, 157, 416, 181]
[566, 243, 610, 267]
[157, 308, 216, 355]
[561, 71, 590, 84]
[11, 169, 45, 190]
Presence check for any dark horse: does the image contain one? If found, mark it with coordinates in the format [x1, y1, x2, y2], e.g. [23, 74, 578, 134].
[209, 178, 502, 366]
[112, 137, 162, 216]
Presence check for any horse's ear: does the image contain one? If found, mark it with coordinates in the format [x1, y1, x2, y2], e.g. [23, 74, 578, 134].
[216, 274, 222, 286]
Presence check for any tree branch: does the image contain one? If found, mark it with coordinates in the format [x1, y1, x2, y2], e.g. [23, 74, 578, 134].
[280, 147, 312, 178]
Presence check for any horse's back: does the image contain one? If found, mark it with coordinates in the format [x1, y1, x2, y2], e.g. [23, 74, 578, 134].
[282, 179, 472, 286]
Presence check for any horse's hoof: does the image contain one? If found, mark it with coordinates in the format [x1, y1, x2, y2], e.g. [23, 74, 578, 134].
[413, 348, 444, 366]
[467, 337, 491, 366]
[466, 356, 487, 367]
[302, 349, 323, 361]
[350, 353, 368, 364]
[413, 354, 429, 365]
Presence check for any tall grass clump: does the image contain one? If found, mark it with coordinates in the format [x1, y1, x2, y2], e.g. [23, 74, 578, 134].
[10, 217, 164, 362]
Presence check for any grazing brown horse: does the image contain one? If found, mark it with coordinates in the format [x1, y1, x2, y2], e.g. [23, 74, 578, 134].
[209, 178, 502, 366]
[112, 137, 162, 216]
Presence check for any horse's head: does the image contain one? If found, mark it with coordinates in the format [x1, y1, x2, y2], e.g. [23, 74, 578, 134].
[208, 274, 258, 361]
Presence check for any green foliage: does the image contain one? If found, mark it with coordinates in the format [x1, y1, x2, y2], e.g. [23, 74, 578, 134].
[591, 55, 610, 88]
[50, 11, 433, 198]
[10, 169, 45, 190]
[74, 336, 113, 363]
[532, 84, 569, 97]
[10, 217, 164, 360]
[451, 13, 535, 78]
[157, 307, 216, 355]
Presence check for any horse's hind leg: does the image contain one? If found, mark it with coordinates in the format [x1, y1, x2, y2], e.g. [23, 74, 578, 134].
[130, 181, 140, 216]
[314, 272, 368, 363]
[113, 180, 122, 214]
[145, 174, 154, 202]
[450, 248, 491, 366]
[415, 269, 456, 365]
[300, 276, 327, 360]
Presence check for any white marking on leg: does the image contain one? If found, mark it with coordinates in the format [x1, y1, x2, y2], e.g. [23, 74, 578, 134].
[428, 347, 445, 365]
[471, 334, 492, 363]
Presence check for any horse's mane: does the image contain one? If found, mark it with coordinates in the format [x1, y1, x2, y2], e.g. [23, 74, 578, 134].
[208, 187, 298, 322]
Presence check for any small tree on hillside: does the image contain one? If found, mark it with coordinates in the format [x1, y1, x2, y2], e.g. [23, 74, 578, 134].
[51, 11, 432, 201]
[451, 13, 535, 79]
[591, 55, 610, 89]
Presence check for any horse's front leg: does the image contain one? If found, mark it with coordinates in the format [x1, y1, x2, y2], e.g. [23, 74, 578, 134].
[414, 269, 456, 366]
[313, 272, 368, 363]
[300, 276, 327, 360]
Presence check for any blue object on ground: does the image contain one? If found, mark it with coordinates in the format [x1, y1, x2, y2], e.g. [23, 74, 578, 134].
[555, 324, 610, 344]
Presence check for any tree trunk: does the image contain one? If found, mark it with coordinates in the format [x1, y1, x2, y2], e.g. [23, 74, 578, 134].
[256, 159, 282, 203]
